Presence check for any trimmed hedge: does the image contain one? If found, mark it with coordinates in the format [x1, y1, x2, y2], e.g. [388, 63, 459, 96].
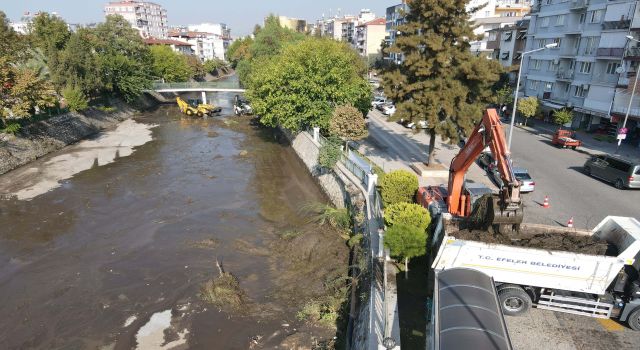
[379, 170, 419, 206]
[384, 202, 431, 231]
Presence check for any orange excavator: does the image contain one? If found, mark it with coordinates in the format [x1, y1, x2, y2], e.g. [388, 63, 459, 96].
[420, 109, 523, 229]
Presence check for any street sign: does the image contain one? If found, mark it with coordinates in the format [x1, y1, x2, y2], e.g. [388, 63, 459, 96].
[617, 133, 627, 140]
[619, 127, 628, 135]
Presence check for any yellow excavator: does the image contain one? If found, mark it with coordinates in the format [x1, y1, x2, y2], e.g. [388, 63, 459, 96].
[176, 97, 222, 117]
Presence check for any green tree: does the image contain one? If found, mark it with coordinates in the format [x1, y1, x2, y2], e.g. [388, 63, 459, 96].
[203, 58, 227, 75]
[186, 55, 206, 80]
[378, 170, 419, 206]
[52, 29, 103, 95]
[517, 96, 539, 126]
[29, 12, 70, 58]
[381, 0, 502, 165]
[329, 105, 368, 143]
[90, 15, 153, 102]
[250, 15, 303, 60]
[496, 86, 514, 107]
[247, 38, 372, 131]
[62, 85, 89, 112]
[384, 202, 431, 231]
[0, 11, 28, 62]
[1, 66, 56, 118]
[553, 108, 573, 125]
[225, 37, 253, 68]
[384, 224, 427, 276]
[149, 45, 193, 82]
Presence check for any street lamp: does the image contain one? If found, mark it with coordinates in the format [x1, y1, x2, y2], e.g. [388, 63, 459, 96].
[507, 42, 558, 150]
[616, 35, 640, 153]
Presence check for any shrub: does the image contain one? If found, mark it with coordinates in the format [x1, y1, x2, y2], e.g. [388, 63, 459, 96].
[379, 170, 419, 206]
[384, 202, 431, 231]
[553, 108, 573, 125]
[329, 105, 368, 141]
[384, 223, 428, 272]
[1, 121, 22, 135]
[318, 137, 342, 169]
[62, 85, 88, 112]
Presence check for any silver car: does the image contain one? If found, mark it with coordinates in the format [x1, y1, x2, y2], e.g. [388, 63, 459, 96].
[513, 168, 535, 193]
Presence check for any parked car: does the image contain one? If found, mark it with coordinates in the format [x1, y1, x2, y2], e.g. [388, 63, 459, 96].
[552, 129, 582, 149]
[513, 167, 535, 193]
[583, 154, 640, 189]
[376, 101, 392, 112]
[399, 119, 428, 129]
[371, 96, 386, 109]
[382, 104, 396, 116]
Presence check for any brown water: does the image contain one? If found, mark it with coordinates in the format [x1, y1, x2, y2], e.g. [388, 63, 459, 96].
[0, 98, 347, 349]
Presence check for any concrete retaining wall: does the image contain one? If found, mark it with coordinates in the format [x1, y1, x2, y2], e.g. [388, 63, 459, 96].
[0, 99, 148, 176]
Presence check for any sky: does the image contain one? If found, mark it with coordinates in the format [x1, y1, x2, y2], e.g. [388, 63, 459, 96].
[1, 0, 400, 36]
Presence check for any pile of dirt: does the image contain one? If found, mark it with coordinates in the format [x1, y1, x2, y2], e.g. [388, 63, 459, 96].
[449, 229, 612, 255]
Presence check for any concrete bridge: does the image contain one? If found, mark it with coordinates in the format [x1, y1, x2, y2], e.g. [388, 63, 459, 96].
[148, 81, 246, 104]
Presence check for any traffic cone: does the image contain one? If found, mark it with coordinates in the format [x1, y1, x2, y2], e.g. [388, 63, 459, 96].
[542, 196, 550, 208]
[567, 217, 574, 228]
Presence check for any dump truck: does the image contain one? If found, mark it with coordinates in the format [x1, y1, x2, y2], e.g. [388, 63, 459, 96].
[552, 129, 582, 149]
[429, 214, 640, 329]
[176, 97, 222, 117]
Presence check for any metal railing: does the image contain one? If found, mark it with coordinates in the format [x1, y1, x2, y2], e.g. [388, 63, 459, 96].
[151, 81, 242, 90]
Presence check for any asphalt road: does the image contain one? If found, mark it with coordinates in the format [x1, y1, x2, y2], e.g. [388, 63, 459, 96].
[509, 125, 640, 229]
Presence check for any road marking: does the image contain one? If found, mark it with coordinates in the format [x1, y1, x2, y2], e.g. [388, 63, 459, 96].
[597, 318, 625, 332]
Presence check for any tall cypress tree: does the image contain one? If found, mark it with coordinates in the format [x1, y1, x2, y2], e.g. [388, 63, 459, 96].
[382, 0, 502, 165]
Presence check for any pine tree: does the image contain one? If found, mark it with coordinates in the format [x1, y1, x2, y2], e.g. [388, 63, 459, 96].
[382, 0, 503, 165]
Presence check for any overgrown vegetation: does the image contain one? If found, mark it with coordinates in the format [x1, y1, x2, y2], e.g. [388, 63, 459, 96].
[62, 85, 88, 112]
[379, 170, 419, 206]
[318, 136, 343, 169]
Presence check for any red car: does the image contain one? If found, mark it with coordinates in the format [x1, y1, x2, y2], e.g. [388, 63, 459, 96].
[552, 129, 582, 149]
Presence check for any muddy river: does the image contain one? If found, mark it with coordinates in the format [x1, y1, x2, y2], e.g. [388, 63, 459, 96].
[0, 92, 348, 349]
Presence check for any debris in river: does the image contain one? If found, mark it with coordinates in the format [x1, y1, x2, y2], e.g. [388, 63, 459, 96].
[199, 258, 248, 313]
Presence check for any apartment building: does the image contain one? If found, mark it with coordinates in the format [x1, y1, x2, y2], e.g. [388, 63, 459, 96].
[354, 18, 387, 58]
[522, 0, 638, 134]
[104, 0, 168, 38]
[144, 38, 193, 55]
[385, 1, 409, 64]
[168, 30, 225, 61]
[486, 19, 529, 81]
[325, 16, 356, 41]
[468, 0, 531, 57]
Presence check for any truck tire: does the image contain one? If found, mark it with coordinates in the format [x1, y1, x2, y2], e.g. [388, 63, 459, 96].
[498, 286, 531, 316]
[186, 110, 193, 116]
[197, 111, 204, 117]
[628, 307, 640, 331]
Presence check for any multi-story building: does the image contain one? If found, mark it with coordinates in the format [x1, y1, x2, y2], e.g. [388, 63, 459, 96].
[104, 0, 168, 38]
[522, 0, 638, 134]
[276, 16, 307, 33]
[188, 23, 232, 56]
[486, 19, 529, 81]
[355, 18, 387, 58]
[468, 0, 531, 57]
[168, 30, 225, 61]
[385, 1, 409, 64]
[144, 38, 193, 55]
[325, 16, 356, 41]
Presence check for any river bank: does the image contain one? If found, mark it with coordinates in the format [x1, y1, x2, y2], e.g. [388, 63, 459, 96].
[0, 96, 157, 176]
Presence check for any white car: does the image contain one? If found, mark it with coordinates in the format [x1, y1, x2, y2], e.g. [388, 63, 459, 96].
[514, 167, 535, 193]
[382, 104, 396, 116]
[371, 96, 386, 108]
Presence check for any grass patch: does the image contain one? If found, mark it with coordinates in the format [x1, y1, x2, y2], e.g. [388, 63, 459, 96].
[593, 134, 616, 143]
[302, 202, 351, 230]
[296, 295, 345, 329]
[190, 238, 220, 249]
[96, 106, 118, 113]
[199, 260, 247, 312]
[0, 122, 21, 135]
[278, 230, 305, 240]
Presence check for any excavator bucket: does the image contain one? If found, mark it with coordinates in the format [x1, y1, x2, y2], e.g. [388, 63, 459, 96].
[489, 195, 524, 230]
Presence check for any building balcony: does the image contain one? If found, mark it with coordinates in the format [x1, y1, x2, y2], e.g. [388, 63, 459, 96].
[557, 71, 575, 81]
[625, 47, 640, 59]
[612, 90, 640, 117]
[570, 0, 589, 11]
[602, 19, 631, 31]
[597, 47, 625, 58]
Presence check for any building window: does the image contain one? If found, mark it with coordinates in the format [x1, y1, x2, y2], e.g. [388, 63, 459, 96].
[529, 80, 539, 90]
[531, 59, 542, 70]
[556, 15, 565, 26]
[589, 10, 603, 23]
[544, 82, 554, 91]
[545, 0, 552, 4]
[549, 61, 559, 71]
[606, 62, 621, 75]
[504, 32, 513, 42]
[502, 52, 510, 60]
[540, 17, 550, 27]
[575, 85, 589, 97]
[552, 38, 562, 48]
[489, 32, 497, 41]
[565, 84, 571, 93]
[579, 61, 592, 74]
[579, 13, 586, 24]
[517, 31, 526, 40]
[583, 37, 597, 55]
[537, 39, 547, 48]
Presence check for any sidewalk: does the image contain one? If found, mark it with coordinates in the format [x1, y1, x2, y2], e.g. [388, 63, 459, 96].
[514, 118, 640, 162]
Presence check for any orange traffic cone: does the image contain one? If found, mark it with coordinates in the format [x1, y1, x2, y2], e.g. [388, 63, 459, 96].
[567, 217, 574, 228]
[542, 196, 550, 208]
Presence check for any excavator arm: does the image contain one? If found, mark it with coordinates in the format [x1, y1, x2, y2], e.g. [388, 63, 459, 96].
[447, 109, 523, 227]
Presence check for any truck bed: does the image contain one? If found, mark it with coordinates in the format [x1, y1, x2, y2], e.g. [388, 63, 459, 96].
[432, 216, 640, 295]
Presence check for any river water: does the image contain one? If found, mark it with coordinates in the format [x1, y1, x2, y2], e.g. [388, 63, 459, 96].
[0, 92, 347, 349]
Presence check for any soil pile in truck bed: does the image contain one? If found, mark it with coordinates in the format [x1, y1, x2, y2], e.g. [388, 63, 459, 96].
[449, 229, 612, 255]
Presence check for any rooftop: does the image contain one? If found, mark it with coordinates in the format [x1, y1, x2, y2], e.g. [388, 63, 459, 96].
[144, 38, 191, 46]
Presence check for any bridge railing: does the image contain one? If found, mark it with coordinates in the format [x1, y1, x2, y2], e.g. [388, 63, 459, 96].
[152, 81, 241, 90]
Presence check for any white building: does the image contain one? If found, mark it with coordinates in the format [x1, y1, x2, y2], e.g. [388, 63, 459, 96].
[104, 0, 168, 38]
[521, 0, 639, 138]
[355, 18, 387, 58]
[169, 29, 225, 61]
[188, 23, 232, 58]
[467, 0, 531, 56]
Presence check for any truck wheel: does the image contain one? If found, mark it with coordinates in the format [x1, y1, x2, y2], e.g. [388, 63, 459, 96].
[197, 111, 204, 117]
[186, 110, 193, 116]
[498, 286, 531, 316]
[571, 146, 577, 150]
[628, 307, 640, 331]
